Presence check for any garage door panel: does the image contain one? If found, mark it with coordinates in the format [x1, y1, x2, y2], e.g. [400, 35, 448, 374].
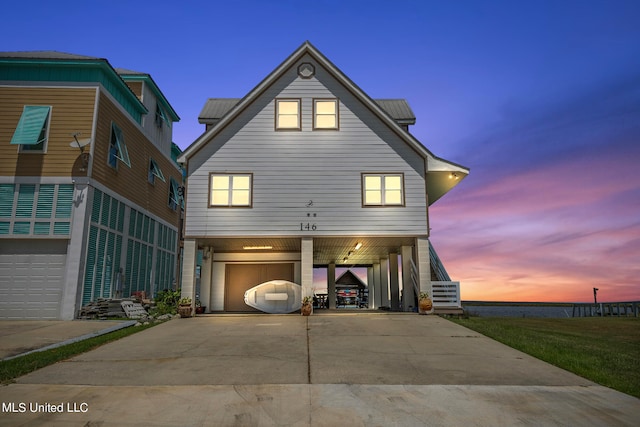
[0, 240, 67, 319]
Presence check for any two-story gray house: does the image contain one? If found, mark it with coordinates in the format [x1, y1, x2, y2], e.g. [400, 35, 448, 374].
[178, 42, 468, 313]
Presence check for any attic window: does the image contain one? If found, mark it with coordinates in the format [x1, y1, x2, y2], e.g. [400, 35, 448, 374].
[275, 99, 301, 130]
[148, 158, 165, 184]
[108, 122, 131, 169]
[11, 105, 51, 152]
[313, 99, 338, 130]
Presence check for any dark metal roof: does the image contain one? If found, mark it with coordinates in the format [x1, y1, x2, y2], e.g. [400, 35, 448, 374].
[198, 98, 415, 125]
[373, 99, 416, 124]
[198, 98, 242, 124]
[0, 50, 100, 60]
[114, 67, 147, 75]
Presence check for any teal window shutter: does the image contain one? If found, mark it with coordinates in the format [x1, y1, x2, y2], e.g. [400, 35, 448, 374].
[109, 123, 131, 168]
[55, 184, 74, 218]
[168, 178, 179, 210]
[11, 106, 51, 146]
[36, 184, 55, 218]
[0, 184, 15, 218]
[34, 222, 50, 235]
[148, 158, 165, 183]
[16, 185, 35, 218]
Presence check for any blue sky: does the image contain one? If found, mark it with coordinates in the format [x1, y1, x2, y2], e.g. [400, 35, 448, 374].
[3, 0, 639, 301]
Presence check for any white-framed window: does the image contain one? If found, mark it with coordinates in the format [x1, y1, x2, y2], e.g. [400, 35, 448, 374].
[275, 99, 301, 130]
[148, 158, 165, 184]
[313, 99, 338, 130]
[209, 174, 252, 207]
[10, 105, 51, 152]
[108, 122, 131, 169]
[362, 173, 404, 206]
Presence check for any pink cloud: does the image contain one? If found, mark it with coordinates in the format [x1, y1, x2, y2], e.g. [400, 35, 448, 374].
[430, 139, 640, 302]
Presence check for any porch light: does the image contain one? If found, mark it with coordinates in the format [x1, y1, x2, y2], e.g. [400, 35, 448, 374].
[449, 172, 459, 180]
[243, 245, 273, 250]
[354, 242, 362, 250]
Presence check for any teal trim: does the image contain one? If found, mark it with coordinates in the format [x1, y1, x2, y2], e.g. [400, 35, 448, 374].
[149, 158, 165, 183]
[34, 222, 50, 235]
[10, 106, 50, 145]
[109, 122, 131, 168]
[168, 178, 179, 210]
[13, 222, 31, 234]
[119, 74, 180, 122]
[0, 222, 9, 234]
[16, 185, 35, 218]
[36, 184, 55, 218]
[0, 59, 147, 123]
[53, 222, 70, 235]
[0, 184, 14, 218]
[55, 184, 74, 218]
[91, 189, 102, 223]
[83, 225, 98, 305]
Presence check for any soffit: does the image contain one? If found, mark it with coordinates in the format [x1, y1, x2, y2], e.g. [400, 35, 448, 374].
[198, 236, 418, 266]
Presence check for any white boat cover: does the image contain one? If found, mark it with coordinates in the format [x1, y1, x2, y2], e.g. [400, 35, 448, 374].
[243, 280, 303, 314]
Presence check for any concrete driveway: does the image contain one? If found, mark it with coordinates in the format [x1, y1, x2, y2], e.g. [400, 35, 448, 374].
[1, 313, 638, 426]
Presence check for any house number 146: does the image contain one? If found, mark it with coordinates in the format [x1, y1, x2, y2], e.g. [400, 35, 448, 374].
[300, 223, 317, 231]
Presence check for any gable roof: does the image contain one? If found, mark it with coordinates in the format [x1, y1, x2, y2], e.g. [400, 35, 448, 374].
[335, 270, 367, 289]
[178, 41, 468, 204]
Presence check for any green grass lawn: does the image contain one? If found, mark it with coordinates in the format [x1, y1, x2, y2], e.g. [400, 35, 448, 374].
[0, 323, 156, 384]
[452, 317, 640, 398]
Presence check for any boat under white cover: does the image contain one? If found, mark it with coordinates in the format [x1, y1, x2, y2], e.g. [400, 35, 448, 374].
[243, 280, 302, 314]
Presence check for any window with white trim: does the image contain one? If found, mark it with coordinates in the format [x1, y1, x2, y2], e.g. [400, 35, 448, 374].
[313, 99, 338, 129]
[108, 122, 131, 169]
[148, 158, 165, 184]
[209, 174, 252, 207]
[362, 174, 404, 206]
[168, 178, 180, 211]
[275, 99, 301, 130]
[10, 105, 51, 152]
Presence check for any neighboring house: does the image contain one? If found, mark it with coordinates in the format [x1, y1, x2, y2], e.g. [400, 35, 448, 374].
[178, 41, 468, 313]
[0, 51, 182, 319]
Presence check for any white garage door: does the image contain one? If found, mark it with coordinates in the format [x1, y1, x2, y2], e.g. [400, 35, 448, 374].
[0, 240, 67, 319]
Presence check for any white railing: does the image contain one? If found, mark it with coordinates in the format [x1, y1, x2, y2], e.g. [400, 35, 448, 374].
[432, 281, 461, 308]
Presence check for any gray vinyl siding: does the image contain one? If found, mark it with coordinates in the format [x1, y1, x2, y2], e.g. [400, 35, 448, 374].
[186, 55, 427, 237]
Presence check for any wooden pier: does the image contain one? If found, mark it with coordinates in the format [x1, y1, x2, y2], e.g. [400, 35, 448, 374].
[572, 301, 640, 317]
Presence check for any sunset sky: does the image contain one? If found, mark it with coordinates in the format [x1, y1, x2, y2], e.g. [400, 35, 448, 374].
[3, 0, 638, 302]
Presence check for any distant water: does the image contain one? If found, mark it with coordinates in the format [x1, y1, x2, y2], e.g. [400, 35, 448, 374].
[463, 304, 573, 318]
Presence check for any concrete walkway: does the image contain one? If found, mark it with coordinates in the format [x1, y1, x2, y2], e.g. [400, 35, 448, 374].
[0, 313, 638, 426]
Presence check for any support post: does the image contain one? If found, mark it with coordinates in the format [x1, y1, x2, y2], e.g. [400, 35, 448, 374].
[301, 237, 314, 299]
[415, 237, 431, 296]
[327, 262, 336, 309]
[367, 267, 375, 309]
[181, 239, 198, 309]
[389, 253, 400, 311]
[401, 245, 415, 312]
[380, 258, 389, 308]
